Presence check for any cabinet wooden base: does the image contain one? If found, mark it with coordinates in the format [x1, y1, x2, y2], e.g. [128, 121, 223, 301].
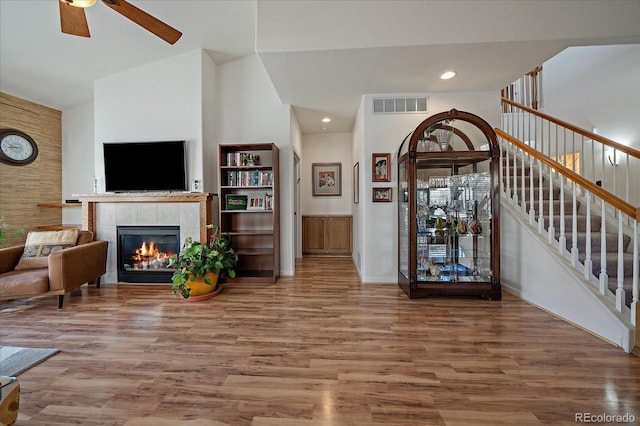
[398, 280, 502, 301]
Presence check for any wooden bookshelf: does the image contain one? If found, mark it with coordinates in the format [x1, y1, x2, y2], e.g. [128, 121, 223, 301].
[219, 143, 280, 283]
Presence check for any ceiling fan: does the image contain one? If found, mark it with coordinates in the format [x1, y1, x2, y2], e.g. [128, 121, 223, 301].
[59, 0, 182, 45]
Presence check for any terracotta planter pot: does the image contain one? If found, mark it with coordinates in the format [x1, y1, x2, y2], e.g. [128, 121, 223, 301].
[183, 271, 221, 302]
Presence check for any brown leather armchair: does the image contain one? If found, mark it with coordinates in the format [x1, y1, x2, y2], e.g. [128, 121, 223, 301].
[0, 231, 108, 309]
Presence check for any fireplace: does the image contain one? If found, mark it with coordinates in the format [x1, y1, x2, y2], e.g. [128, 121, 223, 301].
[116, 226, 180, 283]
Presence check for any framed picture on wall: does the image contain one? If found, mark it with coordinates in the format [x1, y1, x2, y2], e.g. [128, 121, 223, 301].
[312, 162, 342, 196]
[372, 153, 391, 182]
[373, 187, 392, 202]
[353, 162, 359, 204]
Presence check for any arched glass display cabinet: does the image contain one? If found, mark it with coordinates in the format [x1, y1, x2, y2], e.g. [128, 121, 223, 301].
[397, 109, 501, 300]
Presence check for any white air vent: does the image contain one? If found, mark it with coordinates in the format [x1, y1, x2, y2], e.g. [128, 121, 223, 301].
[373, 96, 428, 114]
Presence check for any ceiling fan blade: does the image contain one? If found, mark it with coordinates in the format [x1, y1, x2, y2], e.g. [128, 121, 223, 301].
[101, 0, 182, 45]
[59, 1, 91, 38]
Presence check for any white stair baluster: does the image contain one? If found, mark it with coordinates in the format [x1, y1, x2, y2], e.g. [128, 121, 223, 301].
[590, 136, 595, 191]
[512, 146, 519, 206]
[631, 220, 638, 326]
[572, 131, 576, 174]
[612, 149, 618, 217]
[558, 174, 566, 254]
[599, 200, 608, 295]
[615, 213, 625, 311]
[600, 142, 606, 197]
[625, 154, 630, 227]
[578, 134, 585, 197]
[538, 158, 544, 233]
[529, 152, 535, 224]
[521, 148, 526, 213]
[500, 141, 505, 197]
[504, 141, 511, 199]
[547, 160, 555, 244]
[571, 181, 579, 267]
[584, 192, 593, 280]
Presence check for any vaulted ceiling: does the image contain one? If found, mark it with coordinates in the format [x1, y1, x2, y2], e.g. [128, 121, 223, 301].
[1, 0, 639, 133]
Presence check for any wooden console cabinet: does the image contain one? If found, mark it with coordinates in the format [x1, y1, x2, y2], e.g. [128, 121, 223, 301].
[302, 215, 352, 256]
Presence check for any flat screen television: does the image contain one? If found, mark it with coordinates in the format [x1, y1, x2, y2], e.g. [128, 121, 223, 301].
[103, 140, 188, 192]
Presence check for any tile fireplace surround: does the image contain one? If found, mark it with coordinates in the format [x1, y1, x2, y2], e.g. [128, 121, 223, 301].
[76, 193, 215, 283]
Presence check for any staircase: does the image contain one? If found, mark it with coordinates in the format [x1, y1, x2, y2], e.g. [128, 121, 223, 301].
[497, 98, 639, 352]
[505, 159, 635, 306]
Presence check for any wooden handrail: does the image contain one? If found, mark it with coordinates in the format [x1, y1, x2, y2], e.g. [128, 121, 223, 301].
[501, 98, 640, 159]
[496, 128, 640, 221]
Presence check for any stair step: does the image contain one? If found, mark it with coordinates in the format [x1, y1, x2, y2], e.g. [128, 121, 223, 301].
[510, 186, 560, 201]
[562, 232, 631, 254]
[546, 215, 602, 233]
[581, 252, 638, 278]
[536, 199, 576, 215]
[514, 200, 580, 218]
[504, 167, 534, 177]
[582, 252, 636, 308]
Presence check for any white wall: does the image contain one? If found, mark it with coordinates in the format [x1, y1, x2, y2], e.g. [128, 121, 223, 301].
[94, 49, 207, 192]
[351, 96, 366, 277]
[543, 44, 640, 149]
[62, 101, 94, 225]
[543, 44, 640, 205]
[360, 91, 500, 282]
[301, 132, 352, 215]
[218, 54, 295, 276]
[291, 111, 303, 156]
[218, 55, 291, 144]
[290, 110, 303, 259]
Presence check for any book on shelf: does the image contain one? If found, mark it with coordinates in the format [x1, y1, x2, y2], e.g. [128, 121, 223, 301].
[226, 152, 261, 167]
[226, 170, 273, 187]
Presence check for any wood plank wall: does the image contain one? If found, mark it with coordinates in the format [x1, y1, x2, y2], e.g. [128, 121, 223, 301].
[0, 92, 62, 245]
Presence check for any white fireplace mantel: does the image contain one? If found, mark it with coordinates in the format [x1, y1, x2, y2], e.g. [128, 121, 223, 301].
[77, 192, 215, 243]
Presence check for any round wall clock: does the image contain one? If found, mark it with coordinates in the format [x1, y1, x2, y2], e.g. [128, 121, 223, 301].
[0, 129, 39, 166]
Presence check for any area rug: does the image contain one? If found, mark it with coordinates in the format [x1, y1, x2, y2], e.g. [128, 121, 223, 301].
[0, 346, 60, 376]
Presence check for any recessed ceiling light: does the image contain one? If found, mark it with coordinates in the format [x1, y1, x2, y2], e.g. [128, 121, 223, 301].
[440, 71, 457, 80]
[322, 117, 331, 123]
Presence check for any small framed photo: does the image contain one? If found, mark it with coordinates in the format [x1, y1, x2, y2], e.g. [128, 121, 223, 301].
[373, 187, 392, 202]
[247, 193, 265, 210]
[372, 153, 391, 182]
[353, 162, 359, 204]
[312, 162, 342, 196]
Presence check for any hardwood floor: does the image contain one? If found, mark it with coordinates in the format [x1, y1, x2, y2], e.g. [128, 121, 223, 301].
[1, 257, 638, 425]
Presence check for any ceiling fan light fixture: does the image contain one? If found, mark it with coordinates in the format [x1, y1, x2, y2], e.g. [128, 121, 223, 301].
[62, 0, 97, 8]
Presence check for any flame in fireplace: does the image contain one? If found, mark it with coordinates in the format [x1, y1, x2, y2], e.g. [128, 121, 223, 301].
[131, 241, 173, 269]
[136, 241, 157, 258]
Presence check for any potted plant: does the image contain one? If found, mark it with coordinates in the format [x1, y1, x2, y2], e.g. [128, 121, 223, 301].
[168, 225, 238, 301]
[0, 217, 23, 247]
